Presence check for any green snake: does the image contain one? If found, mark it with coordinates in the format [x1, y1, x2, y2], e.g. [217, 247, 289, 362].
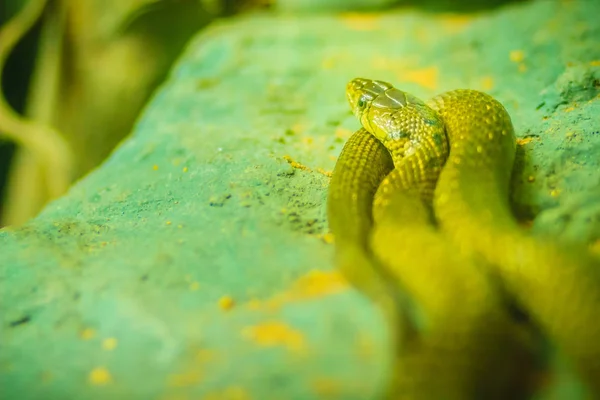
[327, 78, 600, 399]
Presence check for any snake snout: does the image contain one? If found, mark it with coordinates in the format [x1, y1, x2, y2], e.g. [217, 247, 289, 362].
[346, 78, 370, 116]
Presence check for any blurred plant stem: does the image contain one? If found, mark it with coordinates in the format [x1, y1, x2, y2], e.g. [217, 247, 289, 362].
[0, 0, 211, 226]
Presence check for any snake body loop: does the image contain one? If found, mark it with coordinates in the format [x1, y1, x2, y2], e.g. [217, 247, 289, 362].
[429, 90, 600, 394]
[328, 78, 600, 398]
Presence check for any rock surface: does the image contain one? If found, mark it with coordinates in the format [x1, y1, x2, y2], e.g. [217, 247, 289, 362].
[1, 0, 599, 398]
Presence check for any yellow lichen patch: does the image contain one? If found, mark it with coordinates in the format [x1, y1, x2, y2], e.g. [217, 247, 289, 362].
[266, 270, 347, 308]
[153, 164, 159, 171]
[282, 155, 311, 172]
[509, 50, 525, 63]
[339, 13, 381, 31]
[312, 378, 342, 397]
[565, 131, 577, 139]
[397, 66, 439, 91]
[241, 322, 306, 352]
[102, 338, 118, 351]
[316, 168, 332, 178]
[219, 295, 235, 311]
[516, 137, 535, 146]
[88, 367, 112, 385]
[564, 105, 577, 112]
[550, 189, 560, 198]
[438, 13, 474, 33]
[242, 270, 347, 312]
[182, 167, 188, 173]
[287, 270, 347, 299]
[320, 232, 335, 244]
[80, 328, 96, 340]
[167, 370, 203, 387]
[480, 76, 495, 91]
[590, 60, 600, 67]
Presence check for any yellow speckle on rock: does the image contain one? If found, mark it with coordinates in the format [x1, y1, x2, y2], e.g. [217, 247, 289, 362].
[153, 164, 159, 171]
[190, 281, 200, 291]
[339, 13, 381, 31]
[283, 155, 311, 172]
[166, 221, 172, 225]
[439, 14, 473, 33]
[219, 295, 235, 311]
[550, 189, 560, 197]
[167, 370, 203, 387]
[516, 137, 534, 146]
[241, 322, 306, 352]
[481, 76, 495, 90]
[509, 50, 525, 62]
[183, 167, 188, 173]
[102, 338, 118, 351]
[88, 367, 111, 385]
[321, 232, 335, 244]
[80, 328, 96, 340]
[316, 168, 333, 178]
[399, 66, 438, 91]
[256, 270, 347, 312]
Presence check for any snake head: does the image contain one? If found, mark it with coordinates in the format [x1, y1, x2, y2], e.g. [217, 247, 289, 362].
[346, 78, 443, 159]
[346, 78, 393, 133]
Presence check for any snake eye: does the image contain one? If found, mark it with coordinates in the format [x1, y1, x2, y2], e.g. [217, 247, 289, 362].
[357, 98, 366, 108]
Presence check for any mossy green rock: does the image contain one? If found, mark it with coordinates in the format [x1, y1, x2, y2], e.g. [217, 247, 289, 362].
[1, 1, 599, 398]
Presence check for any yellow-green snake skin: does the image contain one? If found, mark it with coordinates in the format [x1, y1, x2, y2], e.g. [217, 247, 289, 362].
[327, 78, 600, 399]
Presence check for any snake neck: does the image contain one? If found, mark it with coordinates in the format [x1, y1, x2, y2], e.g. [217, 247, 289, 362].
[429, 90, 519, 243]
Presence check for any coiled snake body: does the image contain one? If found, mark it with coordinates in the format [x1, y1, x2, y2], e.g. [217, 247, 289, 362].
[327, 79, 600, 399]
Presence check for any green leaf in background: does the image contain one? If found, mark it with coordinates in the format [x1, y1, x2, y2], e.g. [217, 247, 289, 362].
[0, 0, 213, 226]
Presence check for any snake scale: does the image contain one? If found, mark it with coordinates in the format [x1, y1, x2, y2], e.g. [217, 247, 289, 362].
[327, 78, 600, 399]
